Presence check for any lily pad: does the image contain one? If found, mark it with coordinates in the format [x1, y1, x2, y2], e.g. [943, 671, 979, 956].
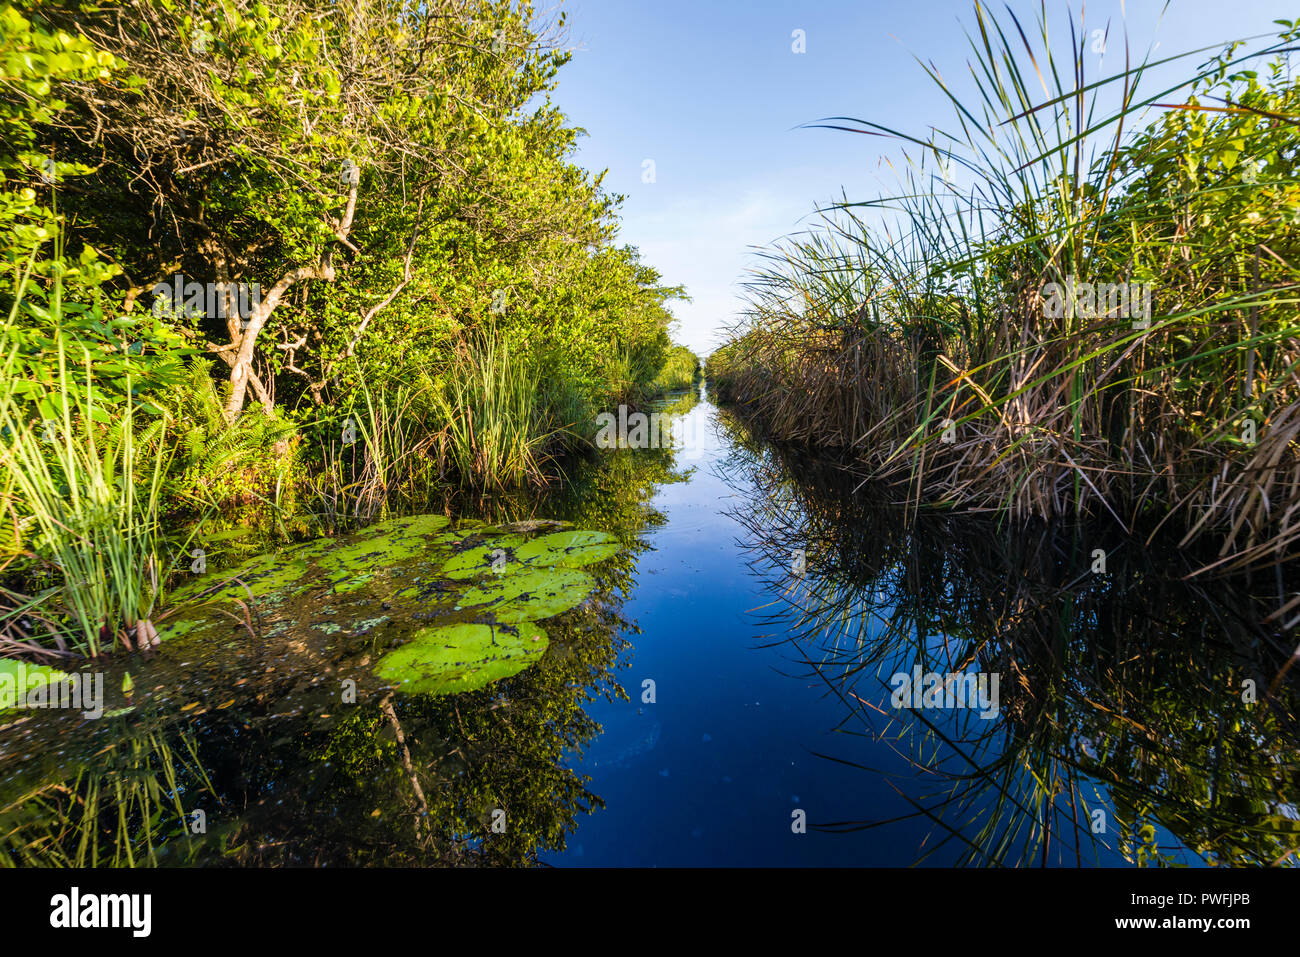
[375, 622, 548, 695]
[440, 535, 528, 579]
[319, 533, 434, 571]
[155, 616, 224, 643]
[332, 573, 376, 595]
[514, 530, 620, 568]
[201, 526, 254, 543]
[361, 514, 452, 538]
[159, 515, 608, 696]
[169, 554, 311, 605]
[457, 567, 596, 623]
[0, 659, 73, 712]
[289, 538, 337, 561]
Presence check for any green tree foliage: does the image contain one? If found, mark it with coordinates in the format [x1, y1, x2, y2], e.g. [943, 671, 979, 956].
[0, 0, 688, 657]
[0, 2, 113, 277]
[14, 0, 683, 430]
[648, 344, 700, 395]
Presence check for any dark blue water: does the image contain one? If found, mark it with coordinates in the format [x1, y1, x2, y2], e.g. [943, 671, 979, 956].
[543, 406, 931, 864]
[3, 389, 1289, 867]
[541, 396, 1137, 866]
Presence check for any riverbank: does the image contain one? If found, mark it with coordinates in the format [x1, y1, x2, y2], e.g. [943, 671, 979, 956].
[0, 1, 701, 662]
[708, 11, 1300, 588]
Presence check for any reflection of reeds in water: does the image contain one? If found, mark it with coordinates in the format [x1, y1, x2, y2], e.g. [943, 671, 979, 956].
[0, 722, 216, 867]
[717, 409, 1300, 866]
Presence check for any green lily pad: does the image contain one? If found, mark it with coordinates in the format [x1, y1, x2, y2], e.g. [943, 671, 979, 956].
[361, 514, 452, 538]
[169, 553, 311, 606]
[155, 616, 224, 643]
[320, 533, 432, 571]
[0, 659, 73, 712]
[440, 535, 528, 579]
[375, 622, 548, 695]
[202, 526, 254, 543]
[289, 538, 337, 561]
[457, 567, 596, 623]
[159, 516, 604, 700]
[514, 530, 620, 568]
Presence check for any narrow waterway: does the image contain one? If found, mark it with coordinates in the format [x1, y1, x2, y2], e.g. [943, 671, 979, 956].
[1, 387, 1295, 867]
[541, 389, 938, 865]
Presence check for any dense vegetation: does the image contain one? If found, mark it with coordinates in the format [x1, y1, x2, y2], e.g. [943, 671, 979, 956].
[709, 6, 1300, 590]
[648, 344, 701, 394]
[0, 0, 697, 658]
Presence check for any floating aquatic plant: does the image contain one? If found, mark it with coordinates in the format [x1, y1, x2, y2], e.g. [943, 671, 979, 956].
[0, 660, 73, 715]
[455, 567, 597, 624]
[163, 515, 620, 697]
[374, 622, 548, 695]
[513, 531, 622, 569]
[440, 536, 528, 579]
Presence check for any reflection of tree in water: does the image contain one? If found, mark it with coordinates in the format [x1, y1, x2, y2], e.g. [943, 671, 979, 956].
[0, 718, 218, 866]
[0, 442, 689, 866]
[222, 443, 689, 865]
[716, 409, 1300, 867]
[217, 581, 637, 866]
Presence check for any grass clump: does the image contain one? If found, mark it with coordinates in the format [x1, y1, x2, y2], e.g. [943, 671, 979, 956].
[0, 277, 168, 656]
[431, 334, 554, 490]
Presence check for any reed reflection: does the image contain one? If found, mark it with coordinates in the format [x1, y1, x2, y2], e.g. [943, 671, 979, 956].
[717, 409, 1300, 867]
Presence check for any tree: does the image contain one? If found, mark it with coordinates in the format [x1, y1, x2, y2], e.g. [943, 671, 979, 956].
[32, 0, 572, 417]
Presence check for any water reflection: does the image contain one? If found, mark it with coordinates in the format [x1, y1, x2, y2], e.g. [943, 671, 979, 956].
[716, 409, 1300, 867]
[0, 415, 694, 867]
[0, 717, 216, 866]
[13, 386, 1291, 868]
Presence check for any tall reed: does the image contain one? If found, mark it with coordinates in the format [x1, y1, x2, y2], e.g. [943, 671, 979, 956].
[312, 367, 441, 524]
[712, 6, 1300, 580]
[431, 334, 553, 488]
[0, 277, 168, 655]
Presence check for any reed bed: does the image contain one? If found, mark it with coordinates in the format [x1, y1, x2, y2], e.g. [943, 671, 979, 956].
[431, 333, 556, 490]
[0, 277, 169, 656]
[710, 6, 1300, 580]
[307, 332, 583, 527]
[310, 369, 442, 526]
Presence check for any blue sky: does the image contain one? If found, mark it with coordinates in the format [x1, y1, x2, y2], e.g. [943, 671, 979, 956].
[549, 0, 1298, 357]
